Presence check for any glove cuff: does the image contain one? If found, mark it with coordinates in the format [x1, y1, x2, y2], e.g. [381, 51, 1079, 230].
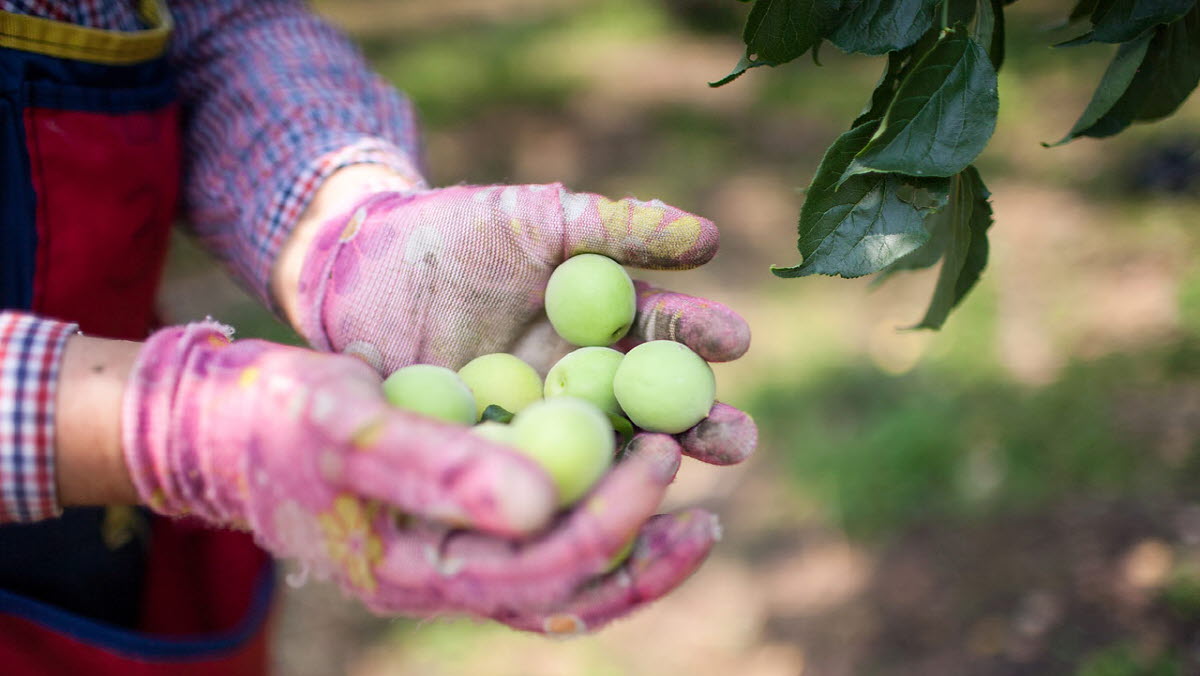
[122, 321, 248, 524]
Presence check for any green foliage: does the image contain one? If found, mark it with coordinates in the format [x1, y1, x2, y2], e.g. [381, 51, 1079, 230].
[1076, 0, 1196, 44]
[480, 405, 515, 424]
[909, 166, 992, 329]
[839, 26, 998, 182]
[717, 0, 1200, 328]
[1160, 569, 1200, 620]
[1076, 642, 1182, 676]
[771, 121, 951, 279]
[608, 414, 635, 445]
[1054, 31, 1157, 143]
[1180, 265, 1200, 335]
[745, 0, 840, 65]
[831, 0, 940, 55]
[1058, 3, 1200, 142]
[978, 0, 1005, 67]
[748, 340, 1200, 537]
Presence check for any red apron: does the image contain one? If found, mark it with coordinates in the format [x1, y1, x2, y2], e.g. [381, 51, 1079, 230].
[0, 3, 273, 673]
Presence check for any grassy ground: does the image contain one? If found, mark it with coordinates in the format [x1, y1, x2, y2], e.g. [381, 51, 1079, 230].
[158, 1, 1200, 673]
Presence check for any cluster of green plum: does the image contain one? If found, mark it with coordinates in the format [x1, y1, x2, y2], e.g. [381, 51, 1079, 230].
[381, 254, 716, 507]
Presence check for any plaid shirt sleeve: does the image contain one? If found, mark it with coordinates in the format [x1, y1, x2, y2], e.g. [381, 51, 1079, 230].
[168, 0, 426, 308]
[0, 313, 77, 523]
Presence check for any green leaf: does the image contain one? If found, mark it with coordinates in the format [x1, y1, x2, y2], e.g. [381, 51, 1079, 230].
[1129, 3, 1200, 121]
[1049, 28, 1154, 144]
[830, 0, 940, 55]
[1055, 31, 1100, 46]
[745, 0, 845, 62]
[709, 53, 774, 87]
[874, 195, 955, 284]
[480, 405, 514, 423]
[839, 26, 999, 183]
[772, 122, 952, 279]
[913, 166, 994, 329]
[711, 0, 845, 86]
[851, 28, 942, 128]
[977, 0, 1006, 68]
[1053, 7, 1198, 143]
[608, 414, 635, 444]
[1091, 0, 1196, 42]
[1069, 0, 1103, 22]
[853, 50, 913, 127]
[946, 0, 978, 26]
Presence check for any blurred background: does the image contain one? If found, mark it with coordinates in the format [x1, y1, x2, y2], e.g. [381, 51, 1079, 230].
[158, 1, 1200, 673]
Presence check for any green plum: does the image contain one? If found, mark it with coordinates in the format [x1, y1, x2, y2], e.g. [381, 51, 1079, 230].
[543, 346, 625, 417]
[458, 353, 543, 419]
[544, 254, 636, 346]
[613, 340, 715, 434]
[382, 364, 477, 425]
[470, 421, 517, 446]
[511, 397, 615, 505]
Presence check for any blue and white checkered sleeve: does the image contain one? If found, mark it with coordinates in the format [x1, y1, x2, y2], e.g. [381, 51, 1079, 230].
[167, 0, 425, 309]
[0, 312, 77, 523]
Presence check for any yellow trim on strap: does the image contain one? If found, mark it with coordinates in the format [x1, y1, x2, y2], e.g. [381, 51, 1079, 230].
[0, 0, 171, 65]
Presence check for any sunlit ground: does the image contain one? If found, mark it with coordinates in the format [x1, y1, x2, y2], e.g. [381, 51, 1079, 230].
[158, 1, 1200, 673]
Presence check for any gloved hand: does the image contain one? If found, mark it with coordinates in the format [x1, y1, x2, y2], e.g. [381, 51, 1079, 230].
[122, 322, 719, 634]
[293, 182, 757, 465]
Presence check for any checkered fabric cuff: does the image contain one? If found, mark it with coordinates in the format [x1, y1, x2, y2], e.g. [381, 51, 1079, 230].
[272, 138, 427, 250]
[242, 137, 425, 312]
[0, 313, 78, 522]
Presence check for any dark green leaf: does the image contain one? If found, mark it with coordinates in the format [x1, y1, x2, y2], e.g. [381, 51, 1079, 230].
[913, 166, 994, 329]
[976, 0, 996, 50]
[745, 0, 845, 61]
[711, 0, 845, 86]
[1069, 0, 1102, 22]
[1049, 29, 1153, 144]
[1052, 7, 1199, 144]
[851, 25, 941, 128]
[839, 27, 999, 182]
[1131, 3, 1200, 120]
[853, 50, 913, 127]
[1091, 0, 1195, 42]
[1055, 31, 1099, 46]
[830, 0, 939, 55]
[608, 414, 635, 444]
[947, 0, 977, 26]
[875, 196, 955, 282]
[772, 122, 952, 278]
[977, 0, 1006, 68]
[709, 53, 774, 87]
[480, 405, 514, 424]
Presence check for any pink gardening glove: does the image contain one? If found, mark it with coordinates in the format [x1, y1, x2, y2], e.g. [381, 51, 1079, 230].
[295, 184, 757, 467]
[123, 322, 720, 635]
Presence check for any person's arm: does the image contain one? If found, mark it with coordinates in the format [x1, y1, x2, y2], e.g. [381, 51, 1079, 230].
[54, 333, 140, 507]
[66, 317, 714, 635]
[166, 0, 423, 309]
[0, 313, 137, 523]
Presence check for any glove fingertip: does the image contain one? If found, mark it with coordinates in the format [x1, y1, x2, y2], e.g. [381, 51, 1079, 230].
[538, 509, 718, 636]
[685, 309, 750, 363]
[459, 450, 559, 536]
[630, 283, 751, 363]
[622, 433, 683, 483]
[679, 403, 757, 466]
[559, 188, 719, 271]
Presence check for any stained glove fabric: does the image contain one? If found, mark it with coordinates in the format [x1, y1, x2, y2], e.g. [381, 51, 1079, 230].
[294, 183, 757, 465]
[122, 322, 720, 634]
